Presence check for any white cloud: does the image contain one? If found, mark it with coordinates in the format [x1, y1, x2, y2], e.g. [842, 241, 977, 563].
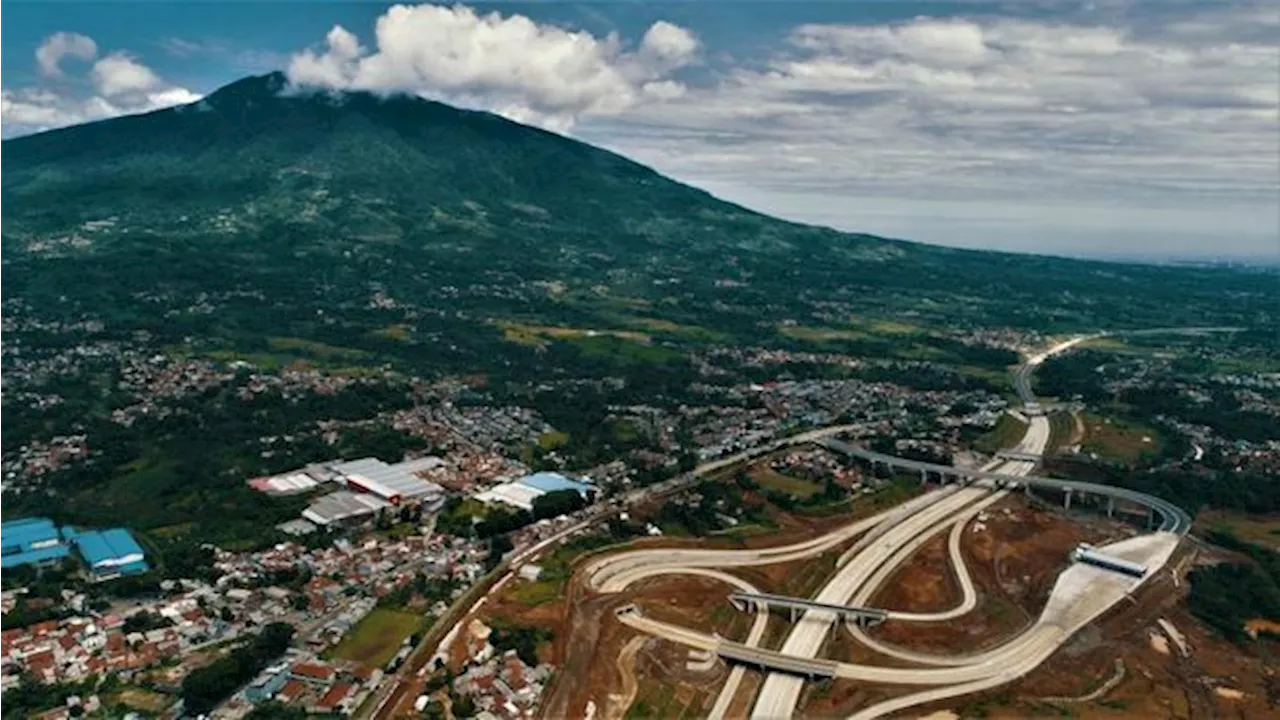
[579, 3, 1280, 258]
[91, 53, 162, 97]
[3, 33, 199, 136]
[35, 31, 98, 77]
[286, 3, 699, 129]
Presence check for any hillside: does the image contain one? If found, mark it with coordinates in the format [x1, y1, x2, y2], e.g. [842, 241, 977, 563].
[4, 72, 1276, 349]
[2, 71, 1277, 544]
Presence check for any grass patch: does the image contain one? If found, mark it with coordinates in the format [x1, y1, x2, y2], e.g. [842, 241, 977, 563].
[1080, 413, 1162, 466]
[751, 468, 821, 499]
[600, 312, 730, 343]
[325, 608, 422, 668]
[372, 323, 411, 342]
[779, 325, 868, 343]
[511, 533, 623, 605]
[266, 336, 371, 360]
[974, 413, 1030, 454]
[112, 687, 171, 713]
[495, 320, 651, 348]
[536, 430, 569, 450]
[510, 580, 562, 607]
[871, 476, 922, 507]
[848, 314, 925, 335]
[568, 335, 681, 364]
[1201, 512, 1280, 552]
[1047, 411, 1077, 454]
[710, 523, 776, 539]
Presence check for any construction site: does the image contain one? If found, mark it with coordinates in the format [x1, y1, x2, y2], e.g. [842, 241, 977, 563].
[427, 333, 1276, 720]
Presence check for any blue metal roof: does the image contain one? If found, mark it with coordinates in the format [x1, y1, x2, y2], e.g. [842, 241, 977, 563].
[1, 517, 62, 553]
[103, 529, 145, 556]
[517, 472, 594, 495]
[0, 544, 70, 569]
[75, 528, 145, 566]
[105, 559, 151, 577]
[2, 517, 53, 530]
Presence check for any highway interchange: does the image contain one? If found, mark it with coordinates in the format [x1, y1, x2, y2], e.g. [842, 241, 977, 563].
[585, 334, 1194, 719]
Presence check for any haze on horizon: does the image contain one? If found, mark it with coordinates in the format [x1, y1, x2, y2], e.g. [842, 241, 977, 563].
[2, 0, 1277, 262]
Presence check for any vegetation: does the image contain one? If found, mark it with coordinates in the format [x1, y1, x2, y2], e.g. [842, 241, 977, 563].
[180, 622, 294, 716]
[489, 622, 553, 667]
[2, 71, 1276, 544]
[973, 413, 1029, 454]
[1079, 414, 1163, 466]
[1188, 532, 1280, 643]
[326, 608, 422, 668]
[1044, 458, 1280, 516]
[1, 675, 110, 719]
[751, 469, 822, 499]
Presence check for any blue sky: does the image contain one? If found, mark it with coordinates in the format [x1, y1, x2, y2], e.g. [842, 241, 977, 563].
[3, 1, 1278, 261]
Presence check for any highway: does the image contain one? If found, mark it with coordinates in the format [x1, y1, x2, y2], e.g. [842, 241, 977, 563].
[365, 424, 867, 719]
[820, 439, 1192, 534]
[586, 332, 1194, 720]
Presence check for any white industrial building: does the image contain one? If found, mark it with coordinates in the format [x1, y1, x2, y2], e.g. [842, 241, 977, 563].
[299, 456, 446, 526]
[331, 457, 445, 506]
[302, 491, 393, 527]
[473, 472, 596, 512]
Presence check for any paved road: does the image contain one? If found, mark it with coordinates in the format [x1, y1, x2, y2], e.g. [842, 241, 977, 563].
[368, 424, 865, 719]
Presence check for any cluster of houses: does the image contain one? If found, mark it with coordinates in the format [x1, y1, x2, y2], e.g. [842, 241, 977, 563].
[1, 598, 219, 691]
[235, 656, 383, 715]
[449, 620, 555, 720]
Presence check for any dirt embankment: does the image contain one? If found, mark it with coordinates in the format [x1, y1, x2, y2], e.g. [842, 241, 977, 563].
[869, 533, 961, 614]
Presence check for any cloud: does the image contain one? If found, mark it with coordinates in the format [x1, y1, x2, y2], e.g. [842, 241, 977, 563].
[36, 31, 98, 77]
[159, 36, 288, 73]
[91, 53, 162, 97]
[286, 3, 699, 130]
[579, 2, 1279, 257]
[3, 32, 199, 136]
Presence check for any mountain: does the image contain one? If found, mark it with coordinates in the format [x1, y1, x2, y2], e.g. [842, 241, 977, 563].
[3, 72, 1275, 362]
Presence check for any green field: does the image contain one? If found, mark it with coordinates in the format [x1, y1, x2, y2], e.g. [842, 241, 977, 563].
[326, 608, 422, 668]
[973, 413, 1030, 454]
[1080, 413, 1162, 466]
[752, 469, 821, 499]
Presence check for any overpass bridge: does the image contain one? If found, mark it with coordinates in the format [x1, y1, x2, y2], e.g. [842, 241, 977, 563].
[716, 641, 839, 679]
[996, 450, 1042, 463]
[819, 439, 1191, 535]
[728, 592, 889, 627]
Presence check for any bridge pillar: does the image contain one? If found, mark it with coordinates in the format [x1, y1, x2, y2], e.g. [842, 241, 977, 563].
[1146, 507, 1154, 530]
[1106, 497, 1115, 517]
[1063, 490, 1072, 510]
[731, 597, 744, 612]
[789, 607, 798, 623]
[920, 468, 928, 484]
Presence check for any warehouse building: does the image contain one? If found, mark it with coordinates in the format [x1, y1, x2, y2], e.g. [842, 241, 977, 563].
[302, 491, 393, 527]
[1, 518, 71, 571]
[68, 528, 149, 581]
[331, 457, 445, 508]
[247, 472, 319, 496]
[474, 472, 596, 512]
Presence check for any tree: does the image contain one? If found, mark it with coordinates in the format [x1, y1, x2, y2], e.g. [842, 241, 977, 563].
[181, 623, 295, 715]
[530, 489, 587, 521]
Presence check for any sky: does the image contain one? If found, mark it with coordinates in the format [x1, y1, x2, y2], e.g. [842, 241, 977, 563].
[2, 1, 1278, 262]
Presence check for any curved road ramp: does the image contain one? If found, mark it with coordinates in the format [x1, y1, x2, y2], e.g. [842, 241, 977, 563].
[581, 333, 1196, 719]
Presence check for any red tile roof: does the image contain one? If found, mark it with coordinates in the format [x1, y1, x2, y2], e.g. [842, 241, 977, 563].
[317, 682, 355, 710]
[291, 661, 336, 682]
[277, 678, 307, 702]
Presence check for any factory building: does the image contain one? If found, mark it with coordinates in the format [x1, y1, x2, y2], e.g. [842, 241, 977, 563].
[260, 456, 447, 528]
[302, 491, 393, 527]
[474, 472, 596, 512]
[68, 528, 150, 581]
[330, 457, 446, 507]
[1, 518, 71, 570]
